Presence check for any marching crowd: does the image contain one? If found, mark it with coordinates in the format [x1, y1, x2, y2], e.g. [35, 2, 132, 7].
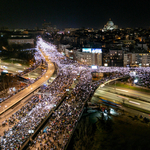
[1, 38, 150, 150]
[131, 67, 150, 88]
[1, 68, 78, 149]
[1, 39, 90, 149]
[29, 69, 94, 150]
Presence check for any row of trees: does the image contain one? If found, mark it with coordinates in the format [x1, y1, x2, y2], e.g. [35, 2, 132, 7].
[0, 74, 19, 96]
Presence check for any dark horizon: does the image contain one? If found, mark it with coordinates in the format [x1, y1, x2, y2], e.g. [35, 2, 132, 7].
[0, 0, 150, 30]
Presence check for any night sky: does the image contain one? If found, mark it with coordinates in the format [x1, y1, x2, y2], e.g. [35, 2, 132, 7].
[0, 0, 150, 29]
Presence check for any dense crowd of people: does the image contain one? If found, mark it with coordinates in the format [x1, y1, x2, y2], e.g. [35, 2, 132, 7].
[1, 38, 150, 150]
[1, 69, 77, 149]
[97, 66, 150, 89]
[130, 67, 150, 88]
[1, 38, 84, 149]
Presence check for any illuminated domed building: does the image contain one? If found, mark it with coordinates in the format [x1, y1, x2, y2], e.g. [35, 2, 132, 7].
[103, 18, 118, 31]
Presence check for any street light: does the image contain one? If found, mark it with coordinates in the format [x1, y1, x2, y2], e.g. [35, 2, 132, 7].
[4, 105, 7, 120]
[115, 80, 116, 92]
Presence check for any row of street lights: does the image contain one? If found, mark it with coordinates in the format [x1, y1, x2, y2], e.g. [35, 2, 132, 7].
[0, 105, 7, 121]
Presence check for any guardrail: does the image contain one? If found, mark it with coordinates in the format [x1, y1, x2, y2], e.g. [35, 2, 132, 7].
[21, 72, 79, 150]
[20, 92, 68, 150]
[0, 87, 41, 116]
[0, 49, 54, 116]
[64, 76, 127, 150]
[64, 92, 91, 150]
[0, 62, 43, 102]
[0, 64, 50, 116]
[101, 89, 150, 104]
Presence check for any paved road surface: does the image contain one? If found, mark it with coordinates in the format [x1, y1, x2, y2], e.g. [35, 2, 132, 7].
[100, 85, 150, 102]
[94, 89, 150, 111]
[0, 60, 28, 74]
[0, 93, 34, 136]
[0, 49, 55, 115]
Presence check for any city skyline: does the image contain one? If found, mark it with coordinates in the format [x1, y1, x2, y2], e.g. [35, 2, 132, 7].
[0, 0, 150, 29]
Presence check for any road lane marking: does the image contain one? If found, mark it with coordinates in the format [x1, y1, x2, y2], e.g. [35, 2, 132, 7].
[129, 101, 140, 105]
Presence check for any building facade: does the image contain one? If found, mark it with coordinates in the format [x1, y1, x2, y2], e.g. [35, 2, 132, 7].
[75, 51, 102, 66]
[124, 53, 150, 67]
[8, 38, 34, 45]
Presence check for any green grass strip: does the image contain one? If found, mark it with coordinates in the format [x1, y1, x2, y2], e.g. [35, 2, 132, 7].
[123, 103, 150, 114]
[112, 82, 150, 93]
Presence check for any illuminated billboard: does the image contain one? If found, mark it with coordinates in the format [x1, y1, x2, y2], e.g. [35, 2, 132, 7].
[82, 48, 102, 53]
[91, 48, 102, 53]
[82, 48, 91, 53]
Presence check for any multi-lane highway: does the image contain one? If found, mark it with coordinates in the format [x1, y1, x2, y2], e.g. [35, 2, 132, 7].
[1, 38, 150, 150]
[100, 85, 150, 102]
[0, 93, 35, 136]
[0, 60, 28, 74]
[0, 49, 55, 115]
[94, 85, 150, 111]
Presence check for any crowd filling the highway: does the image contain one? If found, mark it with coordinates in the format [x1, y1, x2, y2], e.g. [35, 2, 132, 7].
[1, 38, 150, 150]
[129, 67, 150, 88]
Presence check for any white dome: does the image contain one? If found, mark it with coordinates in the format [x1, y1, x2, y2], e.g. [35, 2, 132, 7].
[106, 20, 114, 26]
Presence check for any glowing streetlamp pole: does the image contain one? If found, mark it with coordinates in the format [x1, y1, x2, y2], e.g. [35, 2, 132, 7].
[4, 105, 7, 120]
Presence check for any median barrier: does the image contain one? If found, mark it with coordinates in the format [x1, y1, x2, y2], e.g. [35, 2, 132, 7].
[103, 88, 150, 104]
[0, 55, 57, 116]
[21, 68, 76, 149]
[64, 99, 89, 150]
[64, 91, 92, 150]
[20, 92, 68, 150]
[0, 87, 41, 116]
[123, 103, 150, 114]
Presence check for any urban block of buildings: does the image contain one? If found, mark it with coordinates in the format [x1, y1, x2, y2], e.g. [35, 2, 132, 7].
[1, 20, 150, 67]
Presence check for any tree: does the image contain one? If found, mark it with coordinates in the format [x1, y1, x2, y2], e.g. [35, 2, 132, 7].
[73, 117, 94, 150]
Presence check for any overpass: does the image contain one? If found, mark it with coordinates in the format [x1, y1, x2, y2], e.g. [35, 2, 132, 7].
[0, 49, 55, 116]
[99, 75, 129, 88]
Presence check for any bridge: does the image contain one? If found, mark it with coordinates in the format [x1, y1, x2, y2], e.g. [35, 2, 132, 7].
[0, 51, 55, 116]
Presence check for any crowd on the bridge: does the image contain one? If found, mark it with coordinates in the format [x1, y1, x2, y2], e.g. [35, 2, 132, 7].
[27, 69, 95, 150]
[28, 67, 118, 150]
[130, 67, 150, 88]
[1, 39, 90, 149]
[0, 38, 132, 150]
[1, 68, 77, 149]
[1, 38, 150, 150]
[97, 66, 150, 89]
